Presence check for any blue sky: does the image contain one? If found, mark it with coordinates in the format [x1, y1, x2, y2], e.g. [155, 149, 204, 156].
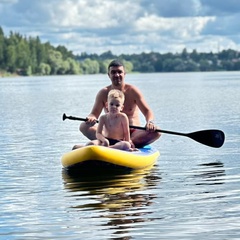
[0, 0, 240, 55]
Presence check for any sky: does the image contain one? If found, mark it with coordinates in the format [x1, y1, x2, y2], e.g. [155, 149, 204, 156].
[0, 0, 240, 55]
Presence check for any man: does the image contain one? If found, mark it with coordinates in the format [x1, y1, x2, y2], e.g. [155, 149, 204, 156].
[79, 59, 161, 148]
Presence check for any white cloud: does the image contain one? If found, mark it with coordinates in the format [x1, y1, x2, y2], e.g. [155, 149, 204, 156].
[0, 0, 240, 54]
[15, 0, 141, 29]
[135, 15, 215, 38]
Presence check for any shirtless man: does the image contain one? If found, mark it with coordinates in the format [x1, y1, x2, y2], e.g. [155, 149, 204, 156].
[79, 59, 161, 148]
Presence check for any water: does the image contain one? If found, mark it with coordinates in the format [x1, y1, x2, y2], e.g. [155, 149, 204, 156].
[0, 72, 239, 239]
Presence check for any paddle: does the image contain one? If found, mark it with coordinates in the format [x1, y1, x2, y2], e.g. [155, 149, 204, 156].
[62, 113, 225, 148]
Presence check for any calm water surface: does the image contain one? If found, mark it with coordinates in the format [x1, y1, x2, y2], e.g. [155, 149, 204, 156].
[0, 72, 239, 239]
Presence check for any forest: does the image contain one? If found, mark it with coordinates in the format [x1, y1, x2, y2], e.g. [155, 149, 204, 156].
[1, 26, 240, 76]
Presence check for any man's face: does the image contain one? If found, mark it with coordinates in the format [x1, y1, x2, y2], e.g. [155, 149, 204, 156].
[108, 66, 125, 87]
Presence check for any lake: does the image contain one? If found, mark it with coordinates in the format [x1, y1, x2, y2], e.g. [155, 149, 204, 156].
[0, 72, 239, 239]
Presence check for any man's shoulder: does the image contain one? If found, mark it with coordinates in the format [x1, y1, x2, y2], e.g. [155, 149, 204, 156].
[125, 83, 141, 94]
[97, 86, 111, 96]
[125, 83, 135, 89]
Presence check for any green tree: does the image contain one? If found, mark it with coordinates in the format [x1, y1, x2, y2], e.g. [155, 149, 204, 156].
[221, 60, 234, 71]
[99, 60, 108, 73]
[80, 58, 99, 74]
[58, 60, 70, 75]
[185, 60, 199, 71]
[67, 58, 81, 74]
[233, 60, 240, 70]
[28, 36, 39, 73]
[162, 58, 174, 72]
[47, 49, 64, 75]
[122, 60, 133, 73]
[36, 38, 48, 65]
[38, 63, 51, 75]
[190, 49, 199, 62]
[154, 59, 163, 72]
[181, 48, 188, 60]
[56, 45, 74, 59]
[22, 65, 32, 76]
[199, 59, 211, 71]
[172, 58, 185, 71]
[5, 45, 17, 72]
[16, 39, 31, 72]
[100, 50, 115, 60]
[0, 27, 4, 68]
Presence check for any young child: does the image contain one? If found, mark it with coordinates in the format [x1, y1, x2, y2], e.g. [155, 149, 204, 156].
[95, 89, 135, 151]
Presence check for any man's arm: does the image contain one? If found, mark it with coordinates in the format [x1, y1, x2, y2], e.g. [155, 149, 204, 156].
[133, 86, 155, 123]
[132, 86, 157, 132]
[87, 89, 107, 121]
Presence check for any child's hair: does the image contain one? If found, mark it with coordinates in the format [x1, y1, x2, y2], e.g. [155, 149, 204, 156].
[108, 89, 125, 103]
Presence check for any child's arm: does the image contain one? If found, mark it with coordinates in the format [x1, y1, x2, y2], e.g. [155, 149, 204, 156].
[122, 113, 135, 148]
[96, 115, 109, 146]
[122, 114, 131, 142]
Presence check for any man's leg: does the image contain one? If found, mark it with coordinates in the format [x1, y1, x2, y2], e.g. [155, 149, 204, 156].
[79, 122, 98, 140]
[131, 129, 161, 148]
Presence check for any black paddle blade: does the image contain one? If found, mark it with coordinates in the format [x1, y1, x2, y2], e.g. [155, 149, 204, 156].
[62, 113, 67, 121]
[187, 130, 225, 148]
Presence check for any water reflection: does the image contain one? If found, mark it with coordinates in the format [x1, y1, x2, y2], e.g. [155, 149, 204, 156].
[193, 161, 226, 185]
[62, 168, 161, 239]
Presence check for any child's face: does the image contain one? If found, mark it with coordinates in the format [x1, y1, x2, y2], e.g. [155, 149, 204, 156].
[107, 98, 123, 114]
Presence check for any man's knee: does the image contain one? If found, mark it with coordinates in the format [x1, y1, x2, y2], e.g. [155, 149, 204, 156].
[79, 122, 87, 133]
[79, 122, 97, 140]
[155, 131, 161, 139]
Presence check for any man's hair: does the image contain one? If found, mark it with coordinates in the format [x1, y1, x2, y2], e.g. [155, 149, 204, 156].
[108, 89, 125, 103]
[108, 60, 124, 70]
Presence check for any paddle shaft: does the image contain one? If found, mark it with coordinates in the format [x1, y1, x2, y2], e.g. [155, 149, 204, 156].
[62, 113, 225, 148]
[63, 114, 185, 134]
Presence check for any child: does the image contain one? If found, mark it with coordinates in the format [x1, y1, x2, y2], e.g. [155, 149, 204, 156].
[95, 89, 135, 151]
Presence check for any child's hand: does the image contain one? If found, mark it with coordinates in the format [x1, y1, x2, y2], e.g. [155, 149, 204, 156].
[101, 138, 110, 147]
[129, 140, 135, 148]
[129, 140, 138, 151]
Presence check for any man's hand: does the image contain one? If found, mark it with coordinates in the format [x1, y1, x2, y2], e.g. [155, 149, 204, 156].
[86, 116, 98, 126]
[146, 121, 156, 132]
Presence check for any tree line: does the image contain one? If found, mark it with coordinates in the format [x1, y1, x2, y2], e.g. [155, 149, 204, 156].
[1, 26, 240, 76]
[77, 48, 240, 73]
[0, 26, 82, 76]
[0, 26, 133, 76]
